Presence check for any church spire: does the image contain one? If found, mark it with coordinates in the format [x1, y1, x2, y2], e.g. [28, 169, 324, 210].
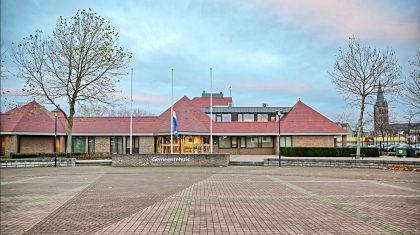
[376, 81, 386, 106]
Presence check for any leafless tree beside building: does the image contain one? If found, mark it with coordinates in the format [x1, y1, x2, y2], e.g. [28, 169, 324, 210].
[330, 37, 402, 157]
[11, 9, 131, 152]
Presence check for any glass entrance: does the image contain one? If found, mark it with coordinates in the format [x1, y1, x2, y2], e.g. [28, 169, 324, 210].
[155, 136, 210, 154]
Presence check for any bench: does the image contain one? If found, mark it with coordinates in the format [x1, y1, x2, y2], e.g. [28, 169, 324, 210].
[350, 154, 365, 159]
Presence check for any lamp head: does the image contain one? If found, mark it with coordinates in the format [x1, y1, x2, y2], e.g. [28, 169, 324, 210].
[54, 111, 58, 117]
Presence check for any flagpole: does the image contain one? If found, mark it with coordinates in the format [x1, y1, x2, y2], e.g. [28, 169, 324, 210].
[130, 68, 133, 154]
[210, 68, 213, 154]
[171, 68, 174, 154]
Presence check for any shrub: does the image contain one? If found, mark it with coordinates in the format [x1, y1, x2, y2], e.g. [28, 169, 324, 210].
[9, 152, 111, 159]
[281, 147, 379, 157]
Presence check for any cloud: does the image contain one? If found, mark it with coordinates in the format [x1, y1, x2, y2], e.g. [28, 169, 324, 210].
[235, 81, 309, 95]
[132, 94, 170, 106]
[252, 0, 420, 43]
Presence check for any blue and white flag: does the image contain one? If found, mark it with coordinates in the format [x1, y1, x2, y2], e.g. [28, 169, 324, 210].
[172, 111, 179, 137]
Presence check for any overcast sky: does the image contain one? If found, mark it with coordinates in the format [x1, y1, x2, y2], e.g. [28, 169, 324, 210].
[1, 0, 419, 127]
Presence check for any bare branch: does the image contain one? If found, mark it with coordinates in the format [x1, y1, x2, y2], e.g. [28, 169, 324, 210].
[11, 9, 132, 152]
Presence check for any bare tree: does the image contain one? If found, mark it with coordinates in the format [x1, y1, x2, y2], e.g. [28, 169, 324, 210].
[405, 50, 420, 110]
[330, 37, 402, 157]
[78, 103, 154, 117]
[11, 9, 131, 152]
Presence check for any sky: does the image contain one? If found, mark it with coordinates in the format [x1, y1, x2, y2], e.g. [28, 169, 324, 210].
[1, 0, 419, 128]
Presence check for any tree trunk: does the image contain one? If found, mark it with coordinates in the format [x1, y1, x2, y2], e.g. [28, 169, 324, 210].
[356, 97, 366, 158]
[66, 117, 74, 153]
[65, 103, 76, 153]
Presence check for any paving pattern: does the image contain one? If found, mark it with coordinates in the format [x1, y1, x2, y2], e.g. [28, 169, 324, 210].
[1, 166, 419, 234]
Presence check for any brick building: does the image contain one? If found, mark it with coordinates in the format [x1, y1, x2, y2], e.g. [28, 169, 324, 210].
[1, 93, 347, 156]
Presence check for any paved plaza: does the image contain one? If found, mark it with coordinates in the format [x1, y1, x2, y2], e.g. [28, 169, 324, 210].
[1, 166, 419, 234]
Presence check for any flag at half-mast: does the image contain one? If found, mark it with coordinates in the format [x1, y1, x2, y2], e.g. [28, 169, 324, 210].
[172, 111, 179, 137]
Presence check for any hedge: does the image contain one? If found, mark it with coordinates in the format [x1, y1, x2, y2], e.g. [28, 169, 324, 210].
[281, 147, 380, 157]
[9, 152, 111, 159]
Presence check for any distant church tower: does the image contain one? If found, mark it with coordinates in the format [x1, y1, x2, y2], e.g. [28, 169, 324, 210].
[374, 82, 389, 135]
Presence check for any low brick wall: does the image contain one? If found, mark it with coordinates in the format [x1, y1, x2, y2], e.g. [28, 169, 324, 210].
[113, 154, 230, 167]
[264, 158, 420, 169]
[0, 158, 76, 168]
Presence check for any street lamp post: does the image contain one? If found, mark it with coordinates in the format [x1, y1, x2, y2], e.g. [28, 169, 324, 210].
[54, 111, 57, 168]
[278, 111, 282, 167]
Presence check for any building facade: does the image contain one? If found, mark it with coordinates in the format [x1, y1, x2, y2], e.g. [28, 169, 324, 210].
[1, 93, 347, 156]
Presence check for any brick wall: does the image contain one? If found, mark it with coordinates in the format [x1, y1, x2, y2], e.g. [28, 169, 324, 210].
[4, 135, 18, 157]
[139, 137, 154, 154]
[20, 136, 53, 153]
[95, 136, 110, 152]
[218, 148, 274, 155]
[292, 136, 334, 147]
[113, 154, 229, 167]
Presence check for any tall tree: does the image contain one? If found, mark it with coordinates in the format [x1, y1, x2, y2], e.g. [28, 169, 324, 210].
[330, 37, 402, 158]
[12, 9, 131, 152]
[78, 103, 154, 117]
[406, 50, 420, 110]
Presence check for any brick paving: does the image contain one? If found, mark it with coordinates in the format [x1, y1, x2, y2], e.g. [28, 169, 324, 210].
[1, 166, 419, 234]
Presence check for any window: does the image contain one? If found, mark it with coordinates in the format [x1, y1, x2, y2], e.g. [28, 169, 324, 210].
[239, 136, 274, 148]
[88, 137, 95, 153]
[231, 137, 237, 148]
[212, 113, 232, 122]
[257, 114, 268, 122]
[110, 136, 123, 154]
[72, 136, 85, 153]
[222, 114, 232, 122]
[126, 136, 139, 154]
[268, 114, 277, 122]
[240, 137, 246, 148]
[246, 136, 259, 148]
[238, 113, 254, 122]
[216, 114, 222, 122]
[261, 136, 273, 147]
[280, 136, 292, 147]
[219, 136, 231, 148]
[208, 114, 216, 121]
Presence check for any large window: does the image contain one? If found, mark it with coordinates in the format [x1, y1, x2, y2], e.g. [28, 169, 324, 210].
[238, 113, 254, 122]
[72, 136, 85, 153]
[219, 136, 231, 148]
[212, 113, 232, 122]
[240, 136, 274, 148]
[257, 114, 268, 122]
[110, 136, 123, 154]
[280, 136, 292, 147]
[88, 136, 95, 153]
[268, 114, 277, 122]
[222, 114, 232, 122]
[261, 136, 274, 147]
[126, 136, 139, 154]
[246, 136, 259, 148]
[231, 137, 237, 148]
[240, 137, 246, 148]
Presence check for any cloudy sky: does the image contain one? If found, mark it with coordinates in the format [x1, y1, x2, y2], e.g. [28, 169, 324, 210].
[1, 0, 419, 126]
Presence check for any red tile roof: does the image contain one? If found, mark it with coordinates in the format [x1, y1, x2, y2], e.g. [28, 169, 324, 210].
[154, 96, 210, 133]
[213, 101, 346, 134]
[1, 98, 346, 135]
[1, 101, 67, 133]
[191, 97, 232, 107]
[280, 101, 346, 134]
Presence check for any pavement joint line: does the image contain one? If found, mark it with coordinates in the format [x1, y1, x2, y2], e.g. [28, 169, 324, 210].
[0, 185, 89, 216]
[366, 180, 420, 193]
[0, 176, 47, 186]
[265, 175, 411, 235]
[163, 185, 193, 235]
